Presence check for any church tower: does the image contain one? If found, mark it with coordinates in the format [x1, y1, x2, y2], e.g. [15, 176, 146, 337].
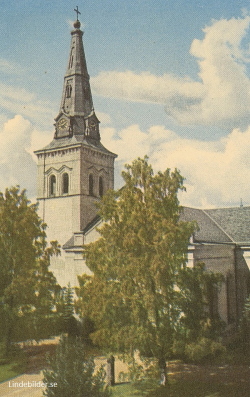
[35, 12, 117, 286]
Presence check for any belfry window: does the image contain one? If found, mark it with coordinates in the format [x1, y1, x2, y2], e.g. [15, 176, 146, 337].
[66, 84, 72, 98]
[89, 174, 94, 196]
[50, 175, 56, 196]
[99, 176, 104, 197]
[62, 173, 69, 194]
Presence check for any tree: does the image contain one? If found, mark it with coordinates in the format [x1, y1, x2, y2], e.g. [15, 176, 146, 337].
[76, 157, 197, 384]
[58, 284, 79, 337]
[0, 186, 61, 354]
[43, 336, 111, 397]
[178, 262, 225, 343]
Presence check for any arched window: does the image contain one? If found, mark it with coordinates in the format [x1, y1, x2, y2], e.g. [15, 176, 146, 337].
[62, 173, 69, 194]
[99, 176, 104, 197]
[89, 174, 94, 196]
[50, 175, 56, 196]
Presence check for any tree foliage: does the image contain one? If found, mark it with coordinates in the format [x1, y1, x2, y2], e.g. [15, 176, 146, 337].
[43, 336, 111, 397]
[57, 284, 79, 337]
[76, 158, 224, 384]
[178, 262, 225, 342]
[76, 158, 198, 373]
[0, 186, 61, 352]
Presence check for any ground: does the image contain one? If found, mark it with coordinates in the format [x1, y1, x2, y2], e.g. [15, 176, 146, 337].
[111, 361, 250, 396]
[166, 361, 250, 397]
[1, 342, 250, 396]
[2, 361, 250, 397]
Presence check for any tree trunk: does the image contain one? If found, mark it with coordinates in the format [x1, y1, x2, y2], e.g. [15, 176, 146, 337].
[107, 355, 115, 386]
[5, 313, 13, 356]
[158, 357, 168, 386]
[5, 295, 14, 357]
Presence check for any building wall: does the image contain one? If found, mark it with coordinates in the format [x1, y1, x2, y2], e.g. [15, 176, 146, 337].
[36, 146, 82, 246]
[36, 146, 81, 199]
[235, 248, 250, 320]
[49, 250, 91, 287]
[193, 243, 237, 325]
[37, 144, 115, 240]
[36, 143, 115, 287]
[79, 146, 115, 196]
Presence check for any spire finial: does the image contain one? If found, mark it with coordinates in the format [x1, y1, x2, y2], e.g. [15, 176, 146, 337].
[74, 6, 81, 21]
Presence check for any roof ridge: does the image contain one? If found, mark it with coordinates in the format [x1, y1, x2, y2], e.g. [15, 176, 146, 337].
[202, 209, 235, 243]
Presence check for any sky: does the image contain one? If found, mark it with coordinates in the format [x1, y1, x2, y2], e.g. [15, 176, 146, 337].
[1, 0, 250, 208]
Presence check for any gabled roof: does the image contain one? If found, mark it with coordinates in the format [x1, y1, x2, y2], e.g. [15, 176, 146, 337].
[181, 206, 250, 246]
[205, 207, 250, 245]
[180, 207, 232, 244]
[62, 205, 250, 251]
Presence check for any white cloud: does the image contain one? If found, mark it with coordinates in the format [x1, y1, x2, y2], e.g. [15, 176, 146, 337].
[95, 111, 112, 125]
[0, 115, 53, 199]
[0, 115, 36, 196]
[102, 123, 250, 208]
[28, 128, 52, 162]
[92, 15, 250, 128]
[188, 15, 250, 126]
[0, 81, 55, 125]
[92, 70, 204, 113]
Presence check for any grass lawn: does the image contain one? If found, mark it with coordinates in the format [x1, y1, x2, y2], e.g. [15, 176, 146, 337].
[0, 340, 57, 383]
[0, 343, 25, 383]
[111, 383, 142, 396]
[111, 381, 176, 397]
[0, 362, 24, 383]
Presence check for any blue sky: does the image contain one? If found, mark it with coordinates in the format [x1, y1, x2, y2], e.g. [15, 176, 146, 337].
[1, 0, 250, 208]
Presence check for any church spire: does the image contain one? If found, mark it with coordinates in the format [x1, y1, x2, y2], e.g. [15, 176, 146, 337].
[55, 9, 100, 142]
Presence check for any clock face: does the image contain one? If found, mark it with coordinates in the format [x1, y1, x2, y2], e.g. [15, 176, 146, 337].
[58, 118, 68, 129]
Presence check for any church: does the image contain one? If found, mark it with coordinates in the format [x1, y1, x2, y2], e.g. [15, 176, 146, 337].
[34, 14, 250, 330]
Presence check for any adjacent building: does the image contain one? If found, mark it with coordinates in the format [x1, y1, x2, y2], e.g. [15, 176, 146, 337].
[182, 207, 250, 327]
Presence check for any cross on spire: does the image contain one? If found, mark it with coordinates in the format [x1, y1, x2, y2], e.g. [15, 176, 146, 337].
[74, 6, 81, 21]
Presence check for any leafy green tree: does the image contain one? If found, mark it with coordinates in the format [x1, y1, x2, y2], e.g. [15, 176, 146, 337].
[58, 284, 79, 337]
[178, 262, 225, 342]
[43, 336, 111, 397]
[76, 157, 197, 384]
[62, 284, 74, 320]
[0, 186, 61, 354]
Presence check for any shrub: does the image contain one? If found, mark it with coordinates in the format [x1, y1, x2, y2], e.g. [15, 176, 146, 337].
[185, 337, 226, 362]
[43, 336, 111, 397]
